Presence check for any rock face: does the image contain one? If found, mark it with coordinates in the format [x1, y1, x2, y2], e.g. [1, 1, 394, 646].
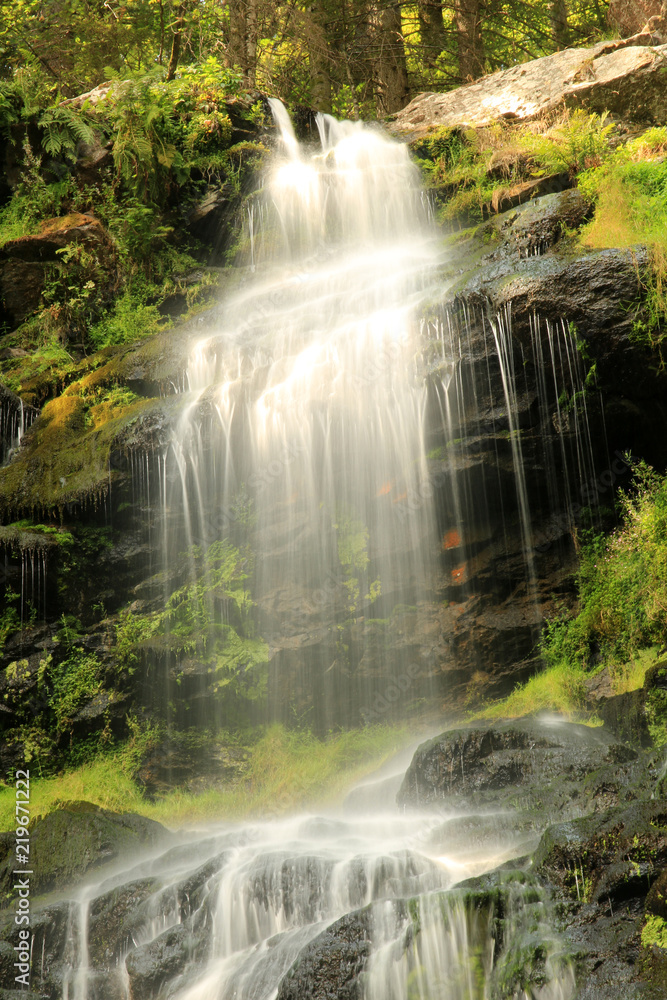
[389, 42, 667, 138]
[275, 909, 371, 1000]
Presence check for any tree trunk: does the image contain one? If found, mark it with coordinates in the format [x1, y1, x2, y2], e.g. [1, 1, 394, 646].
[456, 0, 484, 82]
[307, 1, 333, 112]
[418, 0, 446, 68]
[375, 1, 409, 114]
[166, 2, 186, 81]
[550, 0, 570, 48]
[228, 0, 249, 78]
[245, 0, 258, 87]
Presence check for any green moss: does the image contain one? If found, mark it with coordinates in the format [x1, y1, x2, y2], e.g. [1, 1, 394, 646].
[646, 680, 667, 748]
[642, 914, 667, 950]
[0, 388, 165, 515]
[539, 463, 667, 687]
[578, 134, 667, 360]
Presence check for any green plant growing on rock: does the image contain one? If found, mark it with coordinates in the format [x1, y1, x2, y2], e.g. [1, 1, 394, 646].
[334, 513, 381, 613]
[541, 462, 667, 674]
[578, 129, 667, 361]
[528, 110, 614, 175]
[642, 914, 667, 950]
[48, 648, 102, 735]
[0, 589, 21, 653]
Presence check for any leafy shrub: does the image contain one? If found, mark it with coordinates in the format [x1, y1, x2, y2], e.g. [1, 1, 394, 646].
[542, 462, 667, 672]
[38, 106, 96, 162]
[49, 648, 102, 734]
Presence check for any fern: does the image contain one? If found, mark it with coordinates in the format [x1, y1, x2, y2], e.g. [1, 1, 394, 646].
[39, 106, 97, 163]
[107, 79, 188, 200]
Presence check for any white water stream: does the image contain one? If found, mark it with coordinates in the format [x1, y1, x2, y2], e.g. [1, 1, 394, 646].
[59, 797, 574, 1000]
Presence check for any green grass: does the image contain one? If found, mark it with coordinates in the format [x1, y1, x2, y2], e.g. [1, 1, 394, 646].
[0, 723, 411, 832]
[468, 663, 594, 724]
[578, 127, 667, 358]
[412, 109, 615, 224]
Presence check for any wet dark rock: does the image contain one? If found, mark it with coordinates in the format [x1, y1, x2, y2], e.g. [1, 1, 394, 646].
[174, 850, 229, 919]
[597, 688, 652, 747]
[276, 907, 372, 1000]
[397, 717, 637, 814]
[533, 799, 667, 903]
[124, 923, 208, 1000]
[0, 900, 71, 994]
[531, 800, 667, 998]
[0, 804, 170, 907]
[87, 877, 160, 966]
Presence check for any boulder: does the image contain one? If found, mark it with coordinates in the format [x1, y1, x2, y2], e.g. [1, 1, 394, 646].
[124, 924, 208, 1000]
[0, 803, 170, 906]
[0, 213, 114, 326]
[87, 877, 160, 966]
[275, 908, 372, 1000]
[389, 42, 667, 139]
[397, 717, 638, 818]
[533, 799, 667, 903]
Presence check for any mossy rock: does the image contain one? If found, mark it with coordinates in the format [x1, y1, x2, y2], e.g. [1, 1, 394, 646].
[0, 388, 180, 516]
[534, 800, 667, 904]
[0, 802, 170, 907]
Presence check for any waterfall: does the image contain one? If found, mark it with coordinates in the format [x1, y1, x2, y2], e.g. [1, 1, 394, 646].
[53, 807, 574, 1000]
[159, 102, 441, 729]
[41, 104, 590, 1000]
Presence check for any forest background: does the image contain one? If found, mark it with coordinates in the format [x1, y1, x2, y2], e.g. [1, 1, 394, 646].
[0, 0, 646, 121]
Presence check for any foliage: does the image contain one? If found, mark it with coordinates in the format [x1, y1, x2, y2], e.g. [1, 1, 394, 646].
[88, 292, 163, 348]
[527, 110, 614, 175]
[334, 513, 381, 612]
[414, 110, 615, 224]
[0, 0, 612, 122]
[475, 464, 667, 725]
[642, 914, 667, 951]
[38, 105, 96, 162]
[0, 141, 74, 246]
[546, 461, 667, 668]
[48, 647, 102, 734]
[468, 662, 591, 723]
[0, 589, 21, 653]
[550, 462, 667, 656]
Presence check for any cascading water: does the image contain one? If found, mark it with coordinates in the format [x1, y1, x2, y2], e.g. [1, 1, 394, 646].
[56, 801, 574, 1000]
[160, 102, 441, 728]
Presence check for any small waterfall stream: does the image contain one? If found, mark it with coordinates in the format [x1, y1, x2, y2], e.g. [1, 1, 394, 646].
[57, 800, 574, 1000]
